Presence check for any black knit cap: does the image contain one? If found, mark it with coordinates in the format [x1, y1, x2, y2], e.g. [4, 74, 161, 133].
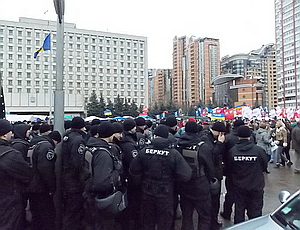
[135, 117, 146, 126]
[233, 119, 245, 128]
[90, 125, 99, 137]
[154, 125, 169, 138]
[71, 117, 85, 129]
[146, 120, 153, 128]
[64, 120, 72, 130]
[0, 119, 13, 136]
[211, 122, 227, 132]
[237, 125, 251, 138]
[165, 115, 177, 127]
[32, 123, 41, 131]
[98, 121, 115, 138]
[123, 118, 136, 131]
[185, 121, 198, 134]
[91, 119, 101, 126]
[113, 122, 123, 134]
[39, 124, 52, 134]
[49, 131, 62, 143]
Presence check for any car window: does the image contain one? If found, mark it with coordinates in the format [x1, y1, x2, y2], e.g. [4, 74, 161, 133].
[272, 194, 300, 229]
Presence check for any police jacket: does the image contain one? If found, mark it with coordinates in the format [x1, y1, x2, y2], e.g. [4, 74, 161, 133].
[0, 139, 33, 229]
[168, 128, 178, 148]
[224, 129, 255, 176]
[136, 127, 147, 150]
[11, 124, 30, 162]
[118, 131, 139, 178]
[61, 129, 86, 193]
[176, 133, 216, 199]
[228, 139, 268, 191]
[130, 137, 192, 198]
[27, 135, 57, 194]
[200, 131, 224, 180]
[85, 138, 120, 198]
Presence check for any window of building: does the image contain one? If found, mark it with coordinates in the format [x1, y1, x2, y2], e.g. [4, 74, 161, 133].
[8, 80, 12, 85]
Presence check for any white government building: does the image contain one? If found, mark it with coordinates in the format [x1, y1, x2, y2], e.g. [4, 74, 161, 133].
[0, 17, 148, 115]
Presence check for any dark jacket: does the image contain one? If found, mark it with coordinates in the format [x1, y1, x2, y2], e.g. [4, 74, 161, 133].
[228, 139, 268, 191]
[168, 127, 178, 148]
[292, 123, 300, 151]
[61, 129, 86, 193]
[118, 131, 139, 178]
[130, 137, 192, 198]
[27, 135, 57, 194]
[85, 138, 120, 198]
[200, 131, 224, 180]
[136, 127, 147, 150]
[176, 133, 215, 200]
[11, 124, 30, 162]
[0, 139, 33, 230]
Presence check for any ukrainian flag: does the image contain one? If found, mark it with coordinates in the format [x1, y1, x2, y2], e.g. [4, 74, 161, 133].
[34, 34, 51, 59]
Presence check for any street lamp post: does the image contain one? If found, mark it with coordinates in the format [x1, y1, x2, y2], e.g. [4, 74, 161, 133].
[53, 0, 65, 134]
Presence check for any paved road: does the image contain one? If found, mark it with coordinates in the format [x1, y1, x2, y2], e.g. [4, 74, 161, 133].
[175, 150, 300, 229]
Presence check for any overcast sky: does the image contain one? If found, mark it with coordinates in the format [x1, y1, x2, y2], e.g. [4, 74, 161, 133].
[1, 0, 275, 68]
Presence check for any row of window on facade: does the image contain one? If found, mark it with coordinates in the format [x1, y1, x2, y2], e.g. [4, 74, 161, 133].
[0, 28, 144, 48]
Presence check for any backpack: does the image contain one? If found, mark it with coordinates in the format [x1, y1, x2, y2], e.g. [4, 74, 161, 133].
[180, 141, 205, 179]
[27, 141, 49, 167]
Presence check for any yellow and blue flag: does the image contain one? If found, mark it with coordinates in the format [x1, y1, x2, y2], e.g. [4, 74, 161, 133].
[34, 34, 51, 59]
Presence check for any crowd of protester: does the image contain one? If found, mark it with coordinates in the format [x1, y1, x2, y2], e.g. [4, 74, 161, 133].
[0, 115, 299, 230]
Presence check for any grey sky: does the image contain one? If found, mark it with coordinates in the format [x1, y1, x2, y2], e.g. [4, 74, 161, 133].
[1, 0, 275, 68]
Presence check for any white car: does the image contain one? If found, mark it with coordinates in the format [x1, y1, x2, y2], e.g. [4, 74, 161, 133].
[225, 190, 300, 229]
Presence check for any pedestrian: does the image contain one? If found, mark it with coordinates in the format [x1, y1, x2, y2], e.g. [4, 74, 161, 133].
[84, 121, 122, 229]
[0, 119, 33, 229]
[291, 121, 300, 173]
[176, 121, 215, 230]
[274, 120, 288, 167]
[27, 130, 62, 230]
[228, 125, 268, 224]
[199, 121, 226, 230]
[165, 115, 179, 147]
[130, 124, 192, 230]
[61, 117, 87, 230]
[256, 121, 272, 172]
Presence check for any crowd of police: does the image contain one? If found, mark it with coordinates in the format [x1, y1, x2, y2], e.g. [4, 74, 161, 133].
[0, 115, 299, 230]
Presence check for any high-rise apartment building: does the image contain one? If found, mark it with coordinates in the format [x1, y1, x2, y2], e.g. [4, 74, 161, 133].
[172, 36, 220, 109]
[275, 0, 300, 108]
[220, 44, 277, 108]
[0, 17, 148, 115]
[148, 69, 172, 107]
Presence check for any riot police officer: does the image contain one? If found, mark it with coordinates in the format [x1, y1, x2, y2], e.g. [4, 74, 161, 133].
[27, 131, 61, 230]
[130, 124, 192, 230]
[0, 119, 33, 229]
[61, 117, 86, 230]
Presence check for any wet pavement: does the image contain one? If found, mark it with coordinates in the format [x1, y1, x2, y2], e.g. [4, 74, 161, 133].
[175, 150, 300, 229]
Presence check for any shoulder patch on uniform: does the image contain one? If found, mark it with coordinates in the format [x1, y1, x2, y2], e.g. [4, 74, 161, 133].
[46, 150, 55, 161]
[138, 138, 145, 146]
[131, 150, 138, 158]
[78, 144, 86, 155]
[63, 136, 69, 142]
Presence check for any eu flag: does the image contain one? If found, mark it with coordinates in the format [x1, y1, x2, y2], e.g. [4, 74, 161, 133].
[34, 34, 51, 59]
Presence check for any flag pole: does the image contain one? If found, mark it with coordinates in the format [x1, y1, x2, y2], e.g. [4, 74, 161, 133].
[49, 32, 53, 124]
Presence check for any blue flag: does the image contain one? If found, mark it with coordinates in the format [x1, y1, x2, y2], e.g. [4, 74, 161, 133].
[34, 34, 51, 59]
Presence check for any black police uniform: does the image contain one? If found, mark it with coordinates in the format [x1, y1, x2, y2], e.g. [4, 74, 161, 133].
[130, 137, 192, 230]
[84, 138, 121, 230]
[222, 129, 255, 220]
[228, 139, 268, 224]
[11, 124, 30, 162]
[200, 131, 224, 230]
[118, 131, 142, 230]
[177, 133, 216, 230]
[0, 139, 33, 230]
[27, 135, 57, 230]
[61, 129, 86, 230]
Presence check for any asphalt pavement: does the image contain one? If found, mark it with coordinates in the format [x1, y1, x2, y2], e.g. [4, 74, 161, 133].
[175, 150, 300, 229]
